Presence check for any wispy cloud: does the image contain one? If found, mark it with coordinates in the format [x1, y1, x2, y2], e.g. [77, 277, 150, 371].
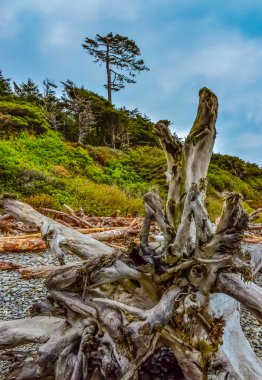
[43, 22, 73, 48]
[0, 0, 143, 38]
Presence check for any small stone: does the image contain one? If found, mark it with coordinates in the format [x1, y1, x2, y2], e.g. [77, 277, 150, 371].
[20, 288, 29, 292]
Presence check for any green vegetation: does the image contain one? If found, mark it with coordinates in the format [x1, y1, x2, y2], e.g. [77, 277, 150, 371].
[0, 130, 144, 215]
[0, 99, 49, 136]
[0, 69, 261, 220]
[0, 126, 261, 220]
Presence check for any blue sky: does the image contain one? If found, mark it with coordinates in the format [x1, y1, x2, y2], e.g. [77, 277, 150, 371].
[1, 0, 262, 164]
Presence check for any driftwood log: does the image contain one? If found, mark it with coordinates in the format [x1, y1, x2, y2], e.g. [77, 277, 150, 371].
[1, 87, 261, 380]
[0, 227, 140, 253]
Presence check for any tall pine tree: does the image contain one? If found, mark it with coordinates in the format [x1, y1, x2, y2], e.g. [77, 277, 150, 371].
[82, 33, 149, 103]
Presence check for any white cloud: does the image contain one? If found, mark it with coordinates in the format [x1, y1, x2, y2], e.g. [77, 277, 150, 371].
[235, 133, 262, 150]
[0, 0, 145, 52]
[152, 26, 262, 134]
[43, 22, 73, 48]
[0, 0, 143, 34]
[0, 3, 19, 36]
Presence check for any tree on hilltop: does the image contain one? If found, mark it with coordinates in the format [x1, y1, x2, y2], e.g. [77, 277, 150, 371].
[82, 32, 149, 103]
[13, 78, 41, 101]
[0, 69, 12, 96]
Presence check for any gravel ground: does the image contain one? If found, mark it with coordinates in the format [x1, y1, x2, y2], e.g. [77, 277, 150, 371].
[0, 250, 80, 380]
[0, 251, 261, 379]
[240, 273, 262, 360]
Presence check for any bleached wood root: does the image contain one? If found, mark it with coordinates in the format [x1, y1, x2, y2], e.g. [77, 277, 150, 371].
[215, 273, 262, 323]
[0, 316, 65, 349]
[245, 242, 262, 274]
[1, 88, 262, 380]
[211, 293, 262, 380]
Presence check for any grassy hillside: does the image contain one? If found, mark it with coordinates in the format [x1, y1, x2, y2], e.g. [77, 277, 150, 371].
[0, 97, 261, 221]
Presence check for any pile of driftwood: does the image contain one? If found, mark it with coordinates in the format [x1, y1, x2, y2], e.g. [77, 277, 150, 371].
[1, 203, 261, 252]
[0, 209, 145, 249]
[0, 210, 261, 282]
[244, 224, 262, 243]
[0, 208, 161, 280]
[0, 88, 262, 380]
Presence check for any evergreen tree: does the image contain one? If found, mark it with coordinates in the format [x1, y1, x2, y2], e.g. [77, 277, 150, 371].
[42, 78, 57, 99]
[13, 78, 41, 101]
[82, 33, 149, 103]
[0, 69, 12, 96]
[62, 81, 131, 148]
[41, 78, 62, 131]
[62, 80, 97, 144]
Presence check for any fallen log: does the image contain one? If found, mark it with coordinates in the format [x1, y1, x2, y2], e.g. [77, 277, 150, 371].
[248, 224, 262, 231]
[0, 227, 140, 253]
[78, 216, 143, 227]
[39, 207, 93, 228]
[74, 226, 128, 233]
[0, 233, 41, 239]
[0, 262, 58, 278]
[0, 237, 46, 252]
[243, 236, 262, 244]
[0, 261, 21, 270]
[1, 226, 129, 239]
[63, 203, 94, 228]
[18, 265, 58, 279]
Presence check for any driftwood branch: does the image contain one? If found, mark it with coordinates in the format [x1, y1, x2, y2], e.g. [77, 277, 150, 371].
[215, 272, 262, 323]
[0, 317, 65, 349]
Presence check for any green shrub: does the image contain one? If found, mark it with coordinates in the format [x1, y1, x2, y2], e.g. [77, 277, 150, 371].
[0, 100, 49, 135]
[241, 201, 254, 214]
[205, 196, 223, 222]
[0, 126, 260, 218]
[65, 177, 144, 216]
[14, 169, 65, 196]
[24, 194, 61, 210]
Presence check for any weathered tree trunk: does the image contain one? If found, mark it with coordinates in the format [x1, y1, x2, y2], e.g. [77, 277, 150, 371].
[106, 45, 112, 104]
[1, 88, 261, 380]
[0, 261, 21, 270]
[0, 236, 46, 252]
[0, 227, 138, 253]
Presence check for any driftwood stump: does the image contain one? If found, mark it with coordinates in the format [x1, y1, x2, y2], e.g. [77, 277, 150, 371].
[1, 88, 262, 380]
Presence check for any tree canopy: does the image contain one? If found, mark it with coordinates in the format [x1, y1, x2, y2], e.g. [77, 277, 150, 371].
[82, 32, 149, 103]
